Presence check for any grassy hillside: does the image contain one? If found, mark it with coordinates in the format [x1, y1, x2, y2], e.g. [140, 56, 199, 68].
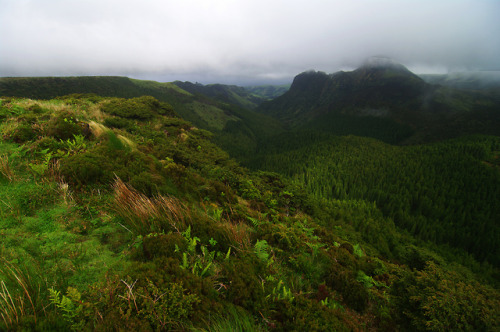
[1, 95, 498, 330]
[0, 76, 284, 158]
[173, 81, 266, 109]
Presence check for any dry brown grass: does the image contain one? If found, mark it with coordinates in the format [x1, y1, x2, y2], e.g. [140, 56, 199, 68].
[0, 260, 37, 328]
[0, 119, 19, 138]
[178, 130, 188, 142]
[117, 135, 136, 150]
[112, 178, 189, 235]
[12, 99, 36, 108]
[0, 155, 15, 182]
[223, 222, 251, 251]
[88, 121, 108, 138]
[88, 121, 136, 149]
[87, 103, 105, 121]
[57, 180, 73, 206]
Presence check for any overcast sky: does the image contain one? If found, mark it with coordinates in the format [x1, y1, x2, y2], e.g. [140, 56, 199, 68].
[1, 0, 499, 85]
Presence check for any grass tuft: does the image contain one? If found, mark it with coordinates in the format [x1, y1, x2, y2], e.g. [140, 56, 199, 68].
[112, 177, 189, 235]
[195, 304, 265, 332]
[0, 259, 38, 328]
[0, 155, 15, 182]
[88, 121, 108, 138]
[117, 135, 136, 150]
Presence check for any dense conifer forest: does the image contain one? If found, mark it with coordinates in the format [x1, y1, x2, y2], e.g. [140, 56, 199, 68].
[0, 73, 499, 330]
[249, 131, 500, 268]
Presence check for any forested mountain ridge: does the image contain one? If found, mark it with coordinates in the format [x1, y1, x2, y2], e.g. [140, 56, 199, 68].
[257, 60, 500, 144]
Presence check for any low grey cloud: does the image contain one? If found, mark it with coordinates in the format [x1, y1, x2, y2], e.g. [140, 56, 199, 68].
[1, 0, 499, 84]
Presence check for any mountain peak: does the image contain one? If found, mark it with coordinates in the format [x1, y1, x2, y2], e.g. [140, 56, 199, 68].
[360, 56, 410, 72]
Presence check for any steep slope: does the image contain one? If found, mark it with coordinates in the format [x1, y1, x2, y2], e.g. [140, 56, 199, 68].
[173, 81, 266, 109]
[1, 95, 498, 331]
[257, 59, 500, 144]
[250, 132, 500, 267]
[0, 76, 284, 157]
[0, 76, 240, 130]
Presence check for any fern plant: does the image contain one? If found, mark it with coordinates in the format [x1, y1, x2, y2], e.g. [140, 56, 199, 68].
[267, 279, 294, 303]
[254, 239, 270, 263]
[176, 226, 231, 278]
[28, 150, 52, 176]
[62, 134, 87, 156]
[48, 287, 83, 329]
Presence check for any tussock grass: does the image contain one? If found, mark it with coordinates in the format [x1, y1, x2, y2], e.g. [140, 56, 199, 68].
[112, 178, 188, 235]
[88, 121, 108, 138]
[0, 119, 19, 138]
[33, 100, 67, 113]
[0, 155, 15, 182]
[88, 121, 135, 149]
[11, 99, 36, 108]
[57, 180, 73, 205]
[195, 304, 265, 332]
[223, 222, 251, 251]
[0, 260, 38, 329]
[117, 135, 136, 150]
[87, 103, 104, 121]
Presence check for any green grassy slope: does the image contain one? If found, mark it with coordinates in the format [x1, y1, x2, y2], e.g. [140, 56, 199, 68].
[173, 81, 266, 109]
[1, 95, 498, 330]
[0, 76, 284, 158]
[0, 76, 236, 128]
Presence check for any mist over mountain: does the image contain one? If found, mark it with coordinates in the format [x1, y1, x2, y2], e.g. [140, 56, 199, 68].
[2, 58, 499, 147]
[257, 59, 500, 144]
[420, 71, 500, 90]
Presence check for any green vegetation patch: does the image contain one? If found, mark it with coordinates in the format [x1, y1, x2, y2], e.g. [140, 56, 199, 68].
[0, 95, 498, 331]
[186, 100, 240, 130]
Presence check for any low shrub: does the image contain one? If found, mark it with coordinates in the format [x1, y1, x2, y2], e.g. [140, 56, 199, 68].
[129, 172, 164, 197]
[101, 96, 172, 120]
[7, 123, 40, 143]
[221, 255, 266, 313]
[75, 269, 203, 331]
[142, 233, 185, 260]
[325, 268, 369, 312]
[45, 112, 83, 141]
[271, 296, 349, 331]
[31, 136, 66, 153]
[103, 117, 135, 131]
[59, 152, 108, 186]
[28, 104, 44, 114]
